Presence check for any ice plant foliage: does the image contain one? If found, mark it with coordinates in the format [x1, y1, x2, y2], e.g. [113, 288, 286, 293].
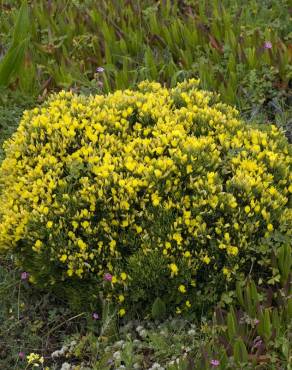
[0, 80, 291, 315]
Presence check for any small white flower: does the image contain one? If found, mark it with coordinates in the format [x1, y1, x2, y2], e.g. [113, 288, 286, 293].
[113, 350, 121, 360]
[136, 325, 144, 332]
[51, 350, 61, 358]
[60, 362, 71, 370]
[114, 340, 125, 348]
[149, 363, 165, 370]
[139, 329, 147, 337]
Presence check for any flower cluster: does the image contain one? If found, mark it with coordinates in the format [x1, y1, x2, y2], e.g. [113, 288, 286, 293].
[0, 80, 291, 315]
[26, 352, 44, 367]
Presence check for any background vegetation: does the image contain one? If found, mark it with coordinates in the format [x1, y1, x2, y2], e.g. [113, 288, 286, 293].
[0, 0, 291, 369]
[1, 0, 292, 154]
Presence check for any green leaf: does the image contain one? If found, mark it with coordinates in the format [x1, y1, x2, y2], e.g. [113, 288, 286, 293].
[227, 307, 237, 340]
[0, 0, 31, 87]
[12, 0, 30, 46]
[100, 300, 118, 341]
[235, 281, 244, 308]
[233, 338, 248, 364]
[258, 309, 272, 343]
[271, 309, 280, 337]
[151, 297, 166, 320]
[277, 244, 291, 284]
[0, 39, 28, 87]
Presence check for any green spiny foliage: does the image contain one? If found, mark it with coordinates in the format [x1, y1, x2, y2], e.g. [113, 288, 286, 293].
[0, 0, 291, 125]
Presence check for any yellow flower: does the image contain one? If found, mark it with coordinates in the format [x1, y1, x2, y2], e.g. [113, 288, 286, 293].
[169, 263, 178, 277]
[27, 274, 35, 284]
[110, 240, 116, 252]
[165, 241, 171, 249]
[173, 232, 183, 245]
[254, 205, 260, 213]
[202, 255, 210, 264]
[118, 294, 125, 303]
[119, 308, 126, 317]
[27, 353, 44, 365]
[178, 284, 186, 293]
[244, 206, 250, 214]
[60, 254, 67, 262]
[267, 223, 274, 232]
[112, 276, 117, 284]
[82, 221, 90, 229]
[229, 200, 237, 208]
[77, 239, 87, 251]
[46, 221, 53, 228]
[227, 246, 238, 256]
[222, 267, 231, 279]
[151, 193, 161, 206]
[234, 222, 239, 230]
[33, 240, 43, 252]
[176, 307, 182, 314]
[120, 272, 127, 281]
[185, 300, 191, 308]
[135, 225, 142, 233]
[184, 251, 191, 258]
[186, 164, 192, 174]
[154, 169, 162, 178]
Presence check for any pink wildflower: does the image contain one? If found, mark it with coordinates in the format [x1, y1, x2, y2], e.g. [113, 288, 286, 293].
[210, 359, 220, 367]
[21, 272, 29, 281]
[104, 273, 113, 282]
[264, 41, 272, 49]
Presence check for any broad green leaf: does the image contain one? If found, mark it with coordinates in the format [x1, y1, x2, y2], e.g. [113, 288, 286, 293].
[227, 308, 237, 340]
[0, 39, 28, 86]
[12, 0, 30, 46]
[233, 338, 248, 364]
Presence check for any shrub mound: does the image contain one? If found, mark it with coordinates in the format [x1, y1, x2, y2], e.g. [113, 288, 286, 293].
[0, 80, 291, 316]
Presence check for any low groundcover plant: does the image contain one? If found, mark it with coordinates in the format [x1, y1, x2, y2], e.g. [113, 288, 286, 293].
[0, 79, 291, 316]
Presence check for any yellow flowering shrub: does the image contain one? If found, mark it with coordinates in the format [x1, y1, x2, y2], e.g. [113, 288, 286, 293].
[0, 80, 291, 315]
